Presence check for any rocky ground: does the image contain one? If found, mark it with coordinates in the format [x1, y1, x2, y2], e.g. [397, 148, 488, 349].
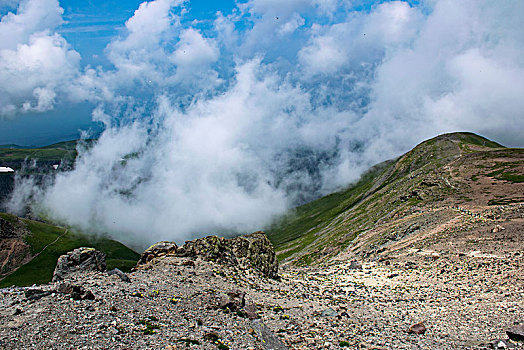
[0, 224, 522, 350]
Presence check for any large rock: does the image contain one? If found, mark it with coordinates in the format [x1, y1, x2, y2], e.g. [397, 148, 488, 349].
[136, 231, 279, 278]
[251, 320, 289, 350]
[138, 241, 178, 265]
[52, 247, 106, 282]
[407, 322, 427, 334]
[507, 325, 524, 341]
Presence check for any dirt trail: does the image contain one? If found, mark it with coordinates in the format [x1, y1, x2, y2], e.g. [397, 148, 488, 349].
[0, 229, 68, 282]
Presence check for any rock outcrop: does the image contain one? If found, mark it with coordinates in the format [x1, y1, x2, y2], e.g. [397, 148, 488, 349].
[137, 241, 178, 265]
[0, 216, 31, 276]
[0, 218, 17, 238]
[52, 247, 106, 282]
[136, 231, 279, 278]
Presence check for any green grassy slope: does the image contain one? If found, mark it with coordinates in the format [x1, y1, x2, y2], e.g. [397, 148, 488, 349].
[0, 213, 140, 288]
[267, 132, 507, 265]
[0, 139, 97, 165]
[0, 147, 76, 163]
[268, 159, 395, 248]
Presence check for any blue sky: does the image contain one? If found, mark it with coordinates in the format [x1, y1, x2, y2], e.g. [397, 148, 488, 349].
[58, 0, 239, 66]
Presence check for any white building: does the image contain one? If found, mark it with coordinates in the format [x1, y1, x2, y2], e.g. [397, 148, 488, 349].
[0, 166, 14, 173]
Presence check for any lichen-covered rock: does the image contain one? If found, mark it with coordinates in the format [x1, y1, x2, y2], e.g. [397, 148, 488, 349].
[52, 247, 106, 282]
[176, 235, 237, 266]
[136, 231, 279, 278]
[137, 241, 178, 265]
[228, 232, 279, 279]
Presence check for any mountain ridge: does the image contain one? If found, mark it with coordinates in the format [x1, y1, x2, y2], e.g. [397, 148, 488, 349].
[267, 132, 523, 265]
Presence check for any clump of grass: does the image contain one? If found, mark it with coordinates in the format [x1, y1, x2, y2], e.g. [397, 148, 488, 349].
[178, 338, 200, 345]
[137, 319, 160, 335]
[204, 332, 220, 342]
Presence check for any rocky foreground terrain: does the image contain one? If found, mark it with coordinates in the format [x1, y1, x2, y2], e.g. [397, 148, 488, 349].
[0, 225, 522, 350]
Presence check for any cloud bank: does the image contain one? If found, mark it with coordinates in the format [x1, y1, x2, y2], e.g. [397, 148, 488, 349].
[4, 0, 524, 247]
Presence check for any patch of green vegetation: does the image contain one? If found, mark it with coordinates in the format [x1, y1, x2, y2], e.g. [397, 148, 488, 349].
[267, 160, 393, 249]
[454, 132, 504, 148]
[488, 161, 521, 170]
[0, 147, 76, 162]
[0, 212, 18, 225]
[105, 259, 138, 272]
[138, 319, 160, 335]
[485, 162, 524, 183]
[0, 216, 140, 288]
[0, 140, 96, 160]
[178, 338, 200, 345]
[40, 140, 94, 150]
[497, 172, 524, 183]
[487, 198, 524, 206]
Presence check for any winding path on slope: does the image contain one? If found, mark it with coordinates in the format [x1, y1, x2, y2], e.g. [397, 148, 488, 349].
[0, 228, 68, 283]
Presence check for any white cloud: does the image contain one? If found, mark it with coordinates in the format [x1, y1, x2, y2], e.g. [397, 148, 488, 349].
[362, 1, 422, 46]
[298, 1, 423, 76]
[0, 0, 83, 116]
[298, 27, 348, 74]
[361, 0, 524, 148]
[0, 0, 63, 50]
[0, 30, 81, 116]
[103, 0, 179, 87]
[278, 13, 305, 35]
[312, 0, 339, 16]
[18, 60, 365, 246]
[170, 28, 219, 82]
[237, 0, 311, 55]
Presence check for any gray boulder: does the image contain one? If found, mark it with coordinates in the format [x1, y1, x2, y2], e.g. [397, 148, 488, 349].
[107, 268, 131, 283]
[52, 247, 106, 282]
[251, 320, 289, 350]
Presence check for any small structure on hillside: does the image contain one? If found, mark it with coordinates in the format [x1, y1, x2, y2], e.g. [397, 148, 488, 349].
[0, 167, 14, 173]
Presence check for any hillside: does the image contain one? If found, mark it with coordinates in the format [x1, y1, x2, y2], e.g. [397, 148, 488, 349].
[0, 139, 98, 210]
[0, 143, 76, 165]
[0, 213, 140, 288]
[268, 132, 523, 265]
